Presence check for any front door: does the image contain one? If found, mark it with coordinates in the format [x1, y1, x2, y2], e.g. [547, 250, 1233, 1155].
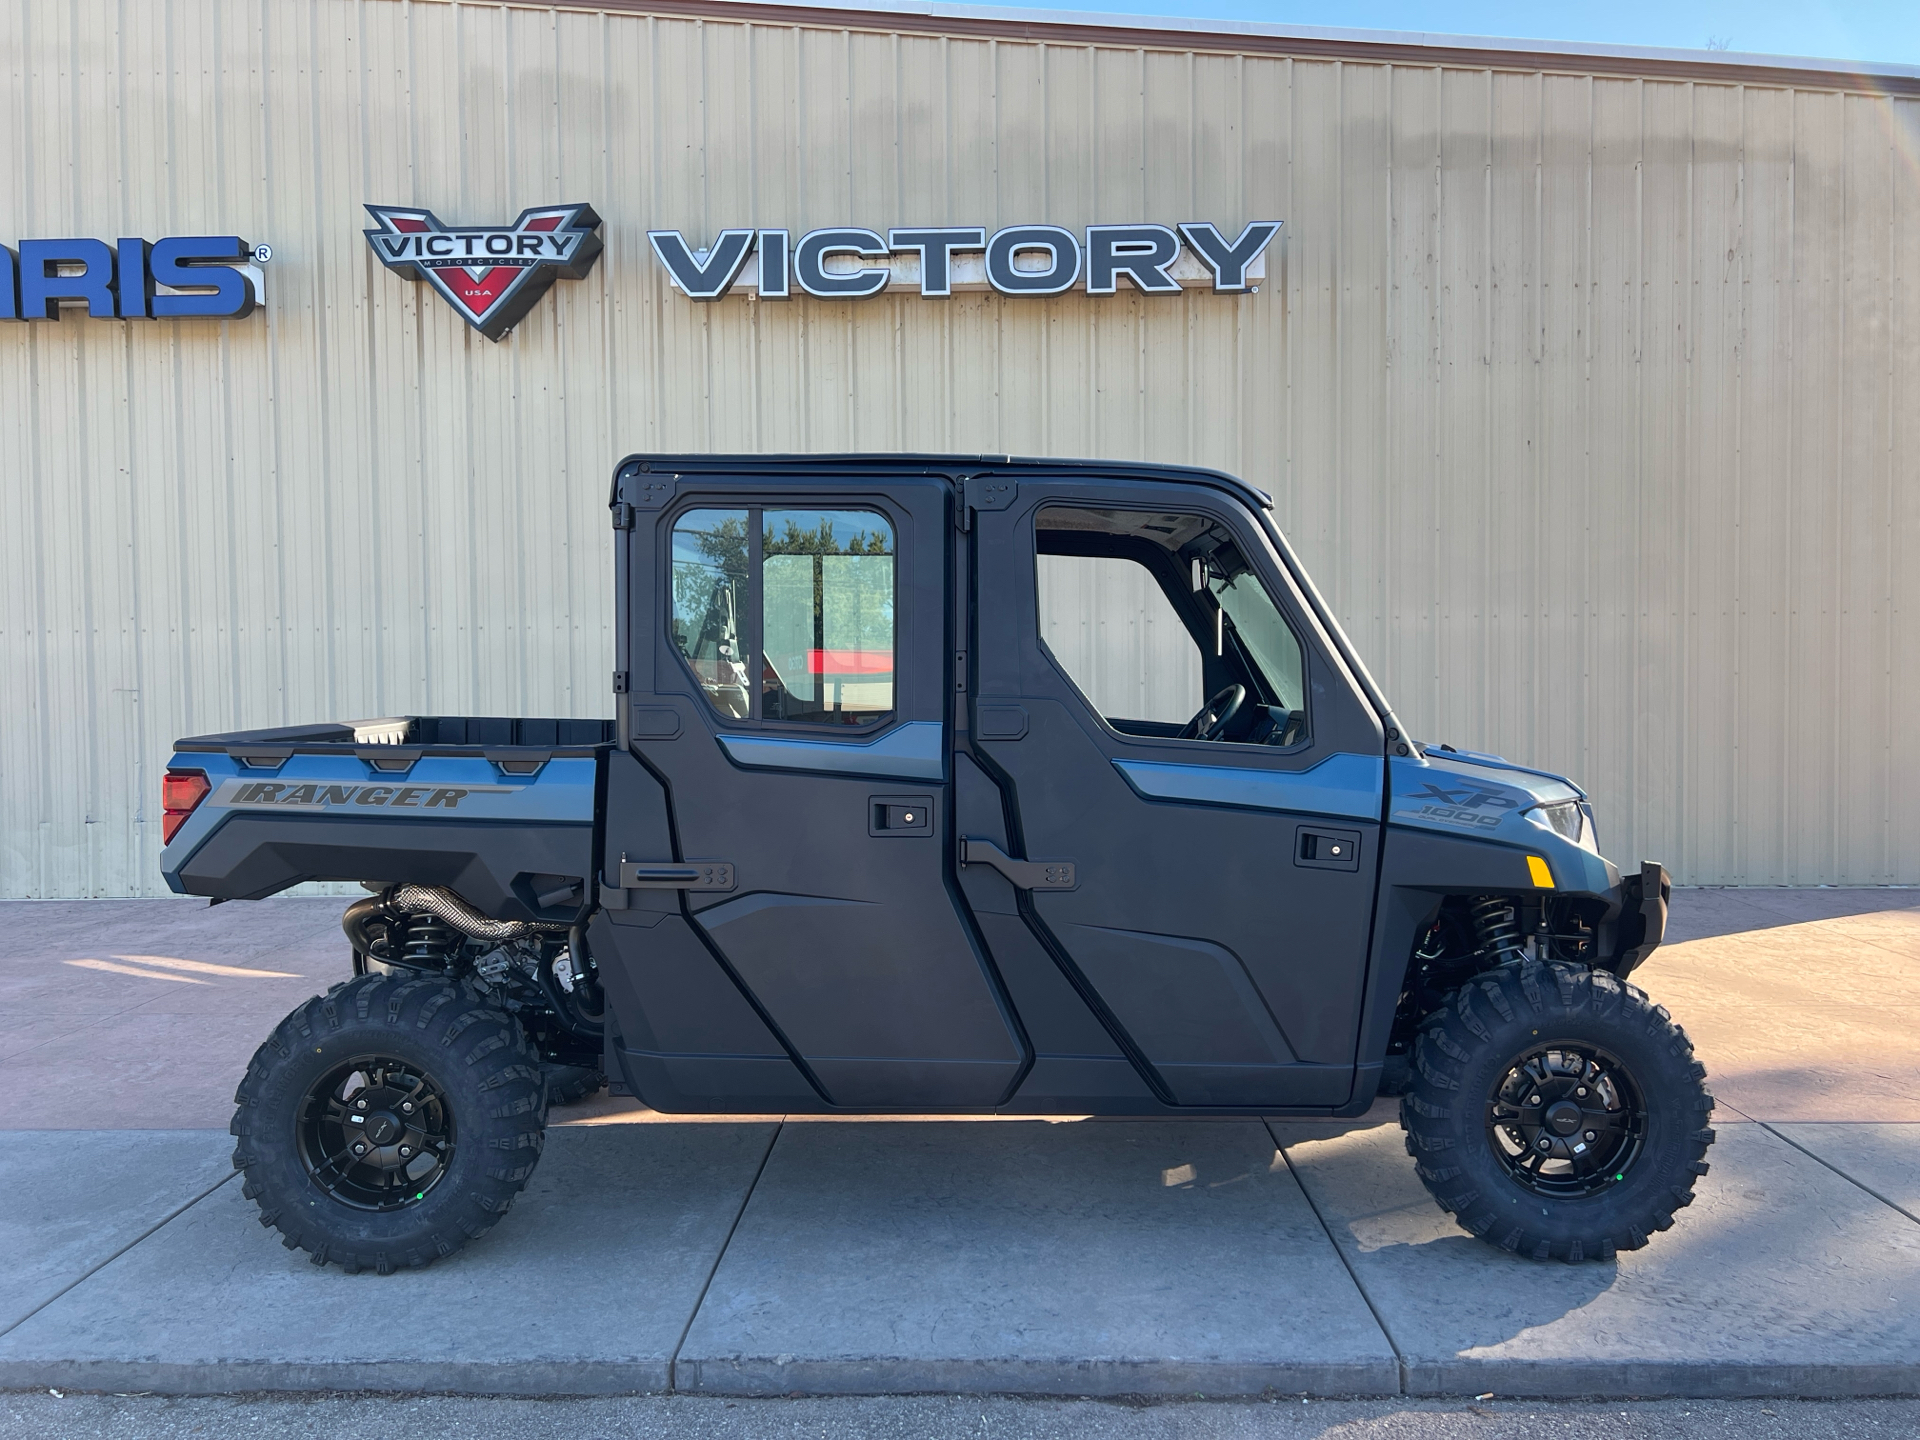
[969, 478, 1385, 1106]
[618, 473, 1025, 1109]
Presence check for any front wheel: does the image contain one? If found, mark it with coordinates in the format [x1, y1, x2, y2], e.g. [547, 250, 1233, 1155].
[1402, 960, 1714, 1262]
[230, 973, 547, 1273]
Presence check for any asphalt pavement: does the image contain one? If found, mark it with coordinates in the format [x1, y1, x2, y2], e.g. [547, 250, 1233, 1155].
[0, 888, 1916, 1403]
[6, 1392, 1920, 1440]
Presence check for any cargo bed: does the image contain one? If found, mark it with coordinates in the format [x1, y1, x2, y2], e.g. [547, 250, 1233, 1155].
[160, 716, 614, 920]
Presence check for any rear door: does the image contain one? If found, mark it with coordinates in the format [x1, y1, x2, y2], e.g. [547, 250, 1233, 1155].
[968, 477, 1385, 1107]
[608, 469, 1025, 1109]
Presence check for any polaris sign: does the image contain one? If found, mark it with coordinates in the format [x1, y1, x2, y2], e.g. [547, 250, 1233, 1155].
[648, 221, 1280, 300]
[0, 236, 263, 320]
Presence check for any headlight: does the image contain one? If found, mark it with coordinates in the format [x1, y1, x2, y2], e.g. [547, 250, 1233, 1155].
[1532, 800, 1585, 843]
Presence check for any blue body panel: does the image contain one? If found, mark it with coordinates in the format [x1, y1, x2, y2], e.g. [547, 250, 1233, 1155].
[1110, 752, 1383, 822]
[160, 750, 598, 893]
[1387, 751, 1615, 893]
[715, 719, 946, 781]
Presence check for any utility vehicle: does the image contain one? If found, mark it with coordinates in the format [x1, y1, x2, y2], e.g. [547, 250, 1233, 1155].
[161, 455, 1706, 1272]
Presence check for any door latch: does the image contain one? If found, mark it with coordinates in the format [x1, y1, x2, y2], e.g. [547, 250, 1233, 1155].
[1295, 826, 1361, 872]
[871, 796, 934, 836]
[959, 837, 1076, 890]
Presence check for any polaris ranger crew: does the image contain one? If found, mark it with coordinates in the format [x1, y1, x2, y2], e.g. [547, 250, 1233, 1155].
[161, 455, 1705, 1273]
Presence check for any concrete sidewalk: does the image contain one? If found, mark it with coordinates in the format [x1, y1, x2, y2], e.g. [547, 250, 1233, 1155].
[0, 891, 1916, 1398]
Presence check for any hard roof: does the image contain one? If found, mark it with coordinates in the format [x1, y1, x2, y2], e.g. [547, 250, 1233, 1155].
[612, 452, 1276, 514]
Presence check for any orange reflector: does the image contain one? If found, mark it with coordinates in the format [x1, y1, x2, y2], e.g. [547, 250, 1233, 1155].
[1526, 855, 1555, 889]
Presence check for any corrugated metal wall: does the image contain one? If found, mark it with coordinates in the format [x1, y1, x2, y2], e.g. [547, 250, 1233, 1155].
[1038, 554, 1205, 725]
[3, 0, 1917, 894]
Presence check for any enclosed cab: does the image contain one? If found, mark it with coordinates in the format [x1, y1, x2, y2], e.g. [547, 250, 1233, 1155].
[163, 455, 1708, 1273]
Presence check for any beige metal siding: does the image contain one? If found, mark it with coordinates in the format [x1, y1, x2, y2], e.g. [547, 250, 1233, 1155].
[1, 0, 1916, 894]
[1038, 553, 1206, 724]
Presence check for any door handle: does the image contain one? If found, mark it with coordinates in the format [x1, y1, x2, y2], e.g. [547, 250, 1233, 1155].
[870, 795, 934, 835]
[613, 859, 737, 891]
[1294, 826, 1361, 872]
[959, 838, 1076, 891]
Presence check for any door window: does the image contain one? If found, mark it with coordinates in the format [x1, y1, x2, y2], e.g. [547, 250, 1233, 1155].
[671, 506, 895, 726]
[1034, 506, 1308, 747]
[1036, 553, 1203, 724]
[762, 510, 895, 724]
[671, 509, 752, 718]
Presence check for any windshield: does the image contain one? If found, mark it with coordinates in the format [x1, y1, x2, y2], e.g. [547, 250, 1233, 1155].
[1209, 568, 1303, 710]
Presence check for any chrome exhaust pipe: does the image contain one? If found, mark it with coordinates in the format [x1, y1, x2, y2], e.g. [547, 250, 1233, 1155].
[387, 884, 571, 941]
[342, 884, 570, 954]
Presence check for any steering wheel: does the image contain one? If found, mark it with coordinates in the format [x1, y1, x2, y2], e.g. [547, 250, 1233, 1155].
[1181, 684, 1246, 741]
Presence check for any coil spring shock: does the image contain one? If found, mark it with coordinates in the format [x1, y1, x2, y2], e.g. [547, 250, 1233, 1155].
[1469, 896, 1526, 966]
[402, 913, 461, 970]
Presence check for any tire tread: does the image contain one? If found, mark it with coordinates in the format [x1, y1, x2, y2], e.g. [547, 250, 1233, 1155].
[1400, 958, 1714, 1263]
[230, 973, 545, 1274]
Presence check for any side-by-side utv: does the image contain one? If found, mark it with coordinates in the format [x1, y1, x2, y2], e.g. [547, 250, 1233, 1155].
[160, 455, 1707, 1273]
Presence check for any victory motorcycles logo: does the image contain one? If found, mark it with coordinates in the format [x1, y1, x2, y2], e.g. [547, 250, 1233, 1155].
[364, 203, 603, 341]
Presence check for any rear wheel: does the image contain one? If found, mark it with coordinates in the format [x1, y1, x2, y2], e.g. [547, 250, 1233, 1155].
[1402, 959, 1714, 1261]
[231, 973, 547, 1273]
[543, 1063, 606, 1107]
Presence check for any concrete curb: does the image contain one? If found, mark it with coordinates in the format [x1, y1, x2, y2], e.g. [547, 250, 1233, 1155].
[670, 1356, 1404, 1398]
[0, 1360, 672, 1397]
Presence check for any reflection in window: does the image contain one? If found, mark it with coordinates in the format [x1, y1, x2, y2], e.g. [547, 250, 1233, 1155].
[763, 510, 894, 725]
[671, 510, 751, 718]
[669, 506, 895, 726]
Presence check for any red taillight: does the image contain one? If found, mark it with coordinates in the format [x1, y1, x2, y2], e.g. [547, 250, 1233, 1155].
[162, 770, 211, 845]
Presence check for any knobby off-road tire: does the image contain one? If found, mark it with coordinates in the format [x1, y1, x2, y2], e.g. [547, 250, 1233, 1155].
[543, 1064, 606, 1107]
[231, 972, 547, 1273]
[1402, 959, 1714, 1262]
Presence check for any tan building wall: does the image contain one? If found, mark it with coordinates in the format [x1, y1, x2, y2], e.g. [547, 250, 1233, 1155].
[3, 0, 1917, 894]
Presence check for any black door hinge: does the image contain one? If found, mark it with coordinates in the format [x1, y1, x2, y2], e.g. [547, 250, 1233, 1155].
[962, 476, 1016, 514]
[954, 475, 1016, 530]
[616, 859, 736, 891]
[959, 837, 1076, 890]
[611, 502, 636, 530]
[611, 670, 630, 694]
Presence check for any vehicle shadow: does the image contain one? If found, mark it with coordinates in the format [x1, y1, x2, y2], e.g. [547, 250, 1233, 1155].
[1666, 886, 1920, 944]
[1264, 1100, 1401, 1149]
[1345, 1231, 1620, 1353]
[1267, 1116, 1627, 1356]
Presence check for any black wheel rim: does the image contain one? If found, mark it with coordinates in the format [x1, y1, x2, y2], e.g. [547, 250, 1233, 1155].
[295, 1055, 455, 1211]
[1484, 1041, 1647, 1199]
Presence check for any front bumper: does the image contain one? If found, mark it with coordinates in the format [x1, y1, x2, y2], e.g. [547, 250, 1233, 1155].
[1608, 861, 1671, 979]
